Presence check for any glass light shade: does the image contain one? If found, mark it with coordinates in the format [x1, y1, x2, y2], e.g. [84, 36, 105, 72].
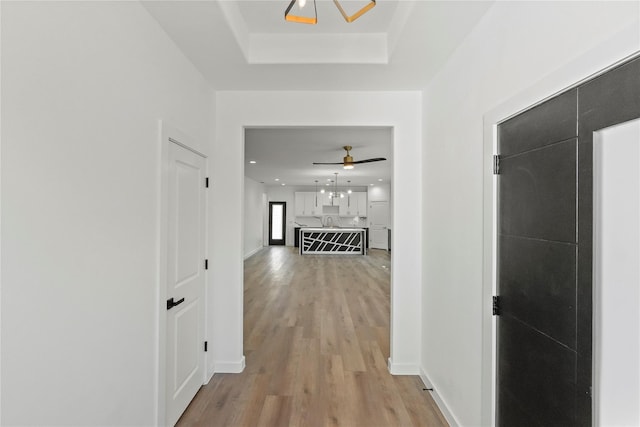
[284, 0, 317, 24]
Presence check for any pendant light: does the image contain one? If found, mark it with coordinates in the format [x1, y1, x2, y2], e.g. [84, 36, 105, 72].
[314, 180, 319, 205]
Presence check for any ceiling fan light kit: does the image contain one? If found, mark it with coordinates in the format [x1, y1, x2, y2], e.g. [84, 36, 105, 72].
[343, 145, 354, 169]
[284, 0, 375, 25]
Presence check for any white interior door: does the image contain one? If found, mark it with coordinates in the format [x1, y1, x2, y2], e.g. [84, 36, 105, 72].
[166, 142, 206, 425]
[369, 201, 389, 250]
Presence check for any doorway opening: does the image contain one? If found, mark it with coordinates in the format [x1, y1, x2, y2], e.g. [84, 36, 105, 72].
[243, 125, 393, 363]
[268, 201, 286, 246]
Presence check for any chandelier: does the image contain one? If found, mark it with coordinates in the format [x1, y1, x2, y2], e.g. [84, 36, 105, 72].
[285, 0, 376, 25]
[328, 172, 345, 199]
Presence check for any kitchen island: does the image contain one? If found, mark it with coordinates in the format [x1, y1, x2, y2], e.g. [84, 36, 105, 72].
[299, 228, 366, 255]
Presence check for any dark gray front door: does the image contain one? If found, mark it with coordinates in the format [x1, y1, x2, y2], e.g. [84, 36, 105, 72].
[496, 57, 640, 426]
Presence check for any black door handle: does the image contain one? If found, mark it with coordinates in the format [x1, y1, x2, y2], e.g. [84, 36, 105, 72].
[166, 297, 185, 310]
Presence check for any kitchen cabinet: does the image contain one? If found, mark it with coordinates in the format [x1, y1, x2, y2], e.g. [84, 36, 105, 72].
[294, 227, 301, 247]
[355, 192, 367, 217]
[294, 192, 321, 216]
[340, 192, 367, 217]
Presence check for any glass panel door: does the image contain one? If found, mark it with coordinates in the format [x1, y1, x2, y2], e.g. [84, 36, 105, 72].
[269, 202, 286, 245]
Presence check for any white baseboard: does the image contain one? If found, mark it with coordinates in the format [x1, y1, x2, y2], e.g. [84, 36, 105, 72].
[205, 367, 215, 384]
[243, 246, 263, 260]
[387, 358, 420, 375]
[420, 368, 460, 427]
[214, 356, 246, 373]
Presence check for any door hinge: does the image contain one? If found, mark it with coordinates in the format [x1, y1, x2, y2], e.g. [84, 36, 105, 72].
[204, 259, 208, 270]
[205, 177, 209, 188]
[493, 155, 501, 175]
[204, 341, 208, 352]
[493, 296, 500, 316]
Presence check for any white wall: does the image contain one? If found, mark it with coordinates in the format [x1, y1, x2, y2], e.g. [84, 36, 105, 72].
[593, 119, 640, 427]
[214, 91, 422, 375]
[244, 177, 265, 258]
[1, 2, 214, 425]
[421, 1, 640, 425]
[368, 184, 390, 202]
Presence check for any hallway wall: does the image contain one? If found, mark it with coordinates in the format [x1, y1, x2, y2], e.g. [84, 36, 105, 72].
[1, 2, 214, 424]
[420, 1, 640, 425]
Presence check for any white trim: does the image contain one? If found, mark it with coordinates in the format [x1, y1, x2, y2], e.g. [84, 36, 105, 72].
[243, 246, 264, 260]
[0, 2, 3, 420]
[215, 91, 422, 384]
[481, 24, 640, 427]
[387, 358, 420, 375]
[214, 356, 246, 374]
[168, 137, 207, 159]
[420, 369, 460, 427]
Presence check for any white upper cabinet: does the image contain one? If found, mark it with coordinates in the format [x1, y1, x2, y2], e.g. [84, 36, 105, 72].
[295, 192, 321, 216]
[355, 192, 368, 217]
[295, 191, 367, 217]
[305, 192, 319, 216]
[339, 192, 367, 217]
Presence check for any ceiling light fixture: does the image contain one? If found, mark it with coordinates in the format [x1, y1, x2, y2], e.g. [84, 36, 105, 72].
[285, 0, 375, 25]
[329, 172, 345, 200]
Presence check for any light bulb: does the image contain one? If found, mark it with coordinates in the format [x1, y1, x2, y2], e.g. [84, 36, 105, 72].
[299, 0, 306, 8]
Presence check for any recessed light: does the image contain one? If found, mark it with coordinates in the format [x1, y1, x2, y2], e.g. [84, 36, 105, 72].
[378, 178, 383, 182]
[370, 183, 374, 186]
[275, 178, 280, 181]
[249, 160, 256, 164]
[281, 183, 286, 186]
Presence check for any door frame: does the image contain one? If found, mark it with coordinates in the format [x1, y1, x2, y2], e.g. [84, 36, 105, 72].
[268, 201, 286, 246]
[481, 32, 640, 425]
[157, 121, 209, 426]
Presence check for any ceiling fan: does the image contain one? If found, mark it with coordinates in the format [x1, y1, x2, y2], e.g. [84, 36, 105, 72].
[313, 146, 387, 170]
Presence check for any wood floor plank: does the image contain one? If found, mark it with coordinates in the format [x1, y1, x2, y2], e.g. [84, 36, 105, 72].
[177, 247, 448, 427]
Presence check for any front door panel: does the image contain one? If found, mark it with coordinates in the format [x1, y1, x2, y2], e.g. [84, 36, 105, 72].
[497, 89, 579, 426]
[496, 57, 640, 426]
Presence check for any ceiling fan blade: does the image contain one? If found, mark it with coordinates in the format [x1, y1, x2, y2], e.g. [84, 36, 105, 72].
[352, 157, 387, 164]
[313, 162, 344, 165]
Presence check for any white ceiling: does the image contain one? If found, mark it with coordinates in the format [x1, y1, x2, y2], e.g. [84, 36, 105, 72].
[142, 0, 493, 187]
[245, 127, 392, 187]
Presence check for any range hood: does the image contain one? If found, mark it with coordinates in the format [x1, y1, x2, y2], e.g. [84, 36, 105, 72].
[322, 205, 339, 214]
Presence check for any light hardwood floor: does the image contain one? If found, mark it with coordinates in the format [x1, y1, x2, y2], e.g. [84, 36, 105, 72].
[177, 246, 448, 427]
